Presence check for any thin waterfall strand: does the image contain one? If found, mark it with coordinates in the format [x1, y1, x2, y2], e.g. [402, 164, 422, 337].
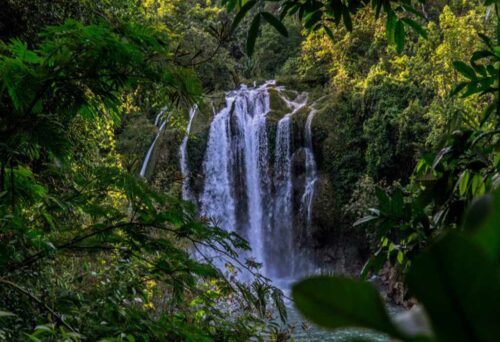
[270, 114, 293, 277]
[140, 110, 167, 178]
[179, 106, 198, 201]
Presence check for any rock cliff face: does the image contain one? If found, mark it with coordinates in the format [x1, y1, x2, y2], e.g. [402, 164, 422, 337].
[144, 82, 368, 277]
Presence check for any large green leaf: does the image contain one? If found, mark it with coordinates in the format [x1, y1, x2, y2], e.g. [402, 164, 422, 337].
[395, 20, 405, 53]
[386, 11, 397, 43]
[261, 12, 288, 37]
[407, 233, 500, 342]
[246, 14, 261, 56]
[472, 190, 500, 263]
[342, 9, 353, 31]
[401, 18, 427, 39]
[292, 276, 405, 339]
[453, 61, 477, 80]
[230, 0, 257, 33]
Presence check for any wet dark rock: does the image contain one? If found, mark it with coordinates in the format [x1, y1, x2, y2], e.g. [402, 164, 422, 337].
[291, 147, 306, 175]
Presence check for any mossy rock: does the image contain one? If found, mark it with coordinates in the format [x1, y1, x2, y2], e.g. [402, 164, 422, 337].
[267, 88, 289, 122]
[200, 91, 227, 115]
[280, 88, 300, 101]
[311, 175, 338, 238]
[290, 105, 312, 148]
[151, 128, 184, 192]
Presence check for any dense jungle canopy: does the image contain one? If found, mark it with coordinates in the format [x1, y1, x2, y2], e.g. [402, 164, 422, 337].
[1, 0, 499, 341]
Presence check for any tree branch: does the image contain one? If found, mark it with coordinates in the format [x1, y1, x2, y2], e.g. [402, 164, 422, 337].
[0, 277, 76, 332]
[5, 222, 132, 273]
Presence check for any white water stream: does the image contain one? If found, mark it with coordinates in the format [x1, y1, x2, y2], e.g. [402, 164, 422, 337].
[179, 106, 198, 201]
[140, 109, 167, 178]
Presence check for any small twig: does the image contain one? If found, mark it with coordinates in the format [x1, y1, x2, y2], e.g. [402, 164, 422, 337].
[0, 278, 76, 332]
[6, 222, 131, 272]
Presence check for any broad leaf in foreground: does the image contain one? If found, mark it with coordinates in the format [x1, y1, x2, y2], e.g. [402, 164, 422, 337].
[292, 276, 406, 339]
[407, 233, 500, 342]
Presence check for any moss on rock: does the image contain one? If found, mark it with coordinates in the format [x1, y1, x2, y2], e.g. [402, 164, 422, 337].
[267, 88, 289, 122]
[151, 128, 184, 194]
[117, 112, 158, 174]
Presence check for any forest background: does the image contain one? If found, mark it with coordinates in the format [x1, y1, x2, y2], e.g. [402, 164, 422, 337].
[1, 0, 499, 341]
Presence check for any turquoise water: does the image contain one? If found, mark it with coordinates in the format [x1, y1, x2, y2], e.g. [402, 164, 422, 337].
[286, 305, 389, 342]
[292, 329, 388, 342]
[267, 277, 394, 341]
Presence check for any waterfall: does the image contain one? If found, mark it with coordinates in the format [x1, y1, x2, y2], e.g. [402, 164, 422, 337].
[179, 106, 198, 202]
[302, 110, 318, 231]
[198, 82, 317, 282]
[200, 83, 271, 270]
[154, 111, 163, 126]
[140, 109, 167, 178]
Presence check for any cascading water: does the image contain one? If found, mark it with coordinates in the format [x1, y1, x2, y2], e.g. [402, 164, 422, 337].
[268, 95, 308, 278]
[235, 85, 270, 266]
[269, 114, 294, 278]
[141, 85, 318, 282]
[200, 99, 238, 235]
[140, 109, 167, 178]
[179, 106, 198, 202]
[197, 82, 318, 282]
[201, 83, 271, 271]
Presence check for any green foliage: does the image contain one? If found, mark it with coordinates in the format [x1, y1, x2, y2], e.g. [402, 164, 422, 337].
[225, 0, 429, 55]
[0, 18, 199, 166]
[156, 0, 240, 91]
[362, 72, 425, 180]
[218, 0, 500, 338]
[266, 1, 494, 272]
[0, 6, 287, 340]
[451, 30, 500, 101]
[3, 0, 500, 340]
[223, 0, 290, 55]
[1, 0, 91, 44]
[357, 117, 499, 274]
[254, 19, 303, 78]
